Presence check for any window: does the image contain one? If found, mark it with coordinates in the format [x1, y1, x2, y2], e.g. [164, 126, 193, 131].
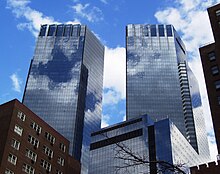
[218, 96, 220, 105]
[142, 25, 149, 36]
[150, 25, 157, 36]
[14, 125, 23, 136]
[215, 80, 220, 90]
[43, 145, 53, 158]
[211, 65, 219, 75]
[22, 163, 35, 174]
[11, 139, 20, 150]
[64, 25, 72, 36]
[166, 25, 173, 36]
[17, 111, 26, 121]
[59, 143, 66, 152]
[208, 51, 216, 61]
[26, 149, 37, 162]
[8, 154, 17, 165]
[39, 25, 47, 36]
[30, 121, 42, 134]
[56, 170, 63, 174]
[216, 9, 220, 16]
[5, 169, 14, 174]
[158, 25, 165, 36]
[48, 25, 56, 36]
[28, 135, 39, 148]
[40, 159, 51, 172]
[45, 132, 55, 144]
[57, 157, 65, 166]
[56, 25, 64, 36]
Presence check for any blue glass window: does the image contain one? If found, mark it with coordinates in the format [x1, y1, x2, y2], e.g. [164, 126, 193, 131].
[158, 25, 165, 36]
[39, 25, 47, 36]
[48, 25, 56, 36]
[64, 25, 72, 36]
[127, 37, 134, 46]
[166, 25, 173, 37]
[56, 25, 64, 36]
[150, 25, 157, 37]
[142, 26, 149, 36]
[72, 25, 80, 37]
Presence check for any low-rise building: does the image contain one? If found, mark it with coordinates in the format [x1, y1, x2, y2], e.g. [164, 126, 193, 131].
[0, 99, 80, 174]
[89, 115, 205, 174]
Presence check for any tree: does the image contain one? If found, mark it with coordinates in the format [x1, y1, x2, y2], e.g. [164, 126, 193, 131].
[102, 133, 188, 174]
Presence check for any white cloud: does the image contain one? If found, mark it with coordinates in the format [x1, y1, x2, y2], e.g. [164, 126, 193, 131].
[7, 0, 80, 37]
[10, 73, 22, 93]
[72, 3, 104, 22]
[155, 0, 220, 160]
[100, 0, 108, 4]
[123, 115, 126, 121]
[103, 88, 122, 105]
[101, 114, 110, 128]
[103, 47, 126, 100]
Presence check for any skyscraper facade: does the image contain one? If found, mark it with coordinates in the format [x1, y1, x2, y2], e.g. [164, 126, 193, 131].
[199, 3, 220, 155]
[126, 24, 210, 162]
[22, 24, 104, 173]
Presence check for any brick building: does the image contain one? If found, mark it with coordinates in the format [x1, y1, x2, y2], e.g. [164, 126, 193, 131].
[199, 3, 220, 154]
[190, 161, 220, 174]
[0, 99, 80, 174]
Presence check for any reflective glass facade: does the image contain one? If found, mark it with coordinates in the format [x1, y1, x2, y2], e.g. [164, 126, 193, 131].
[89, 115, 204, 174]
[154, 119, 204, 173]
[126, 24, 186, 136]
[89, 115, 153, 174]
[126, 24, 210, 162]
[23, 24, 104, 174]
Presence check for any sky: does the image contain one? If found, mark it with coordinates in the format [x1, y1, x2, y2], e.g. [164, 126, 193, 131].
[0, 0, 219, 160]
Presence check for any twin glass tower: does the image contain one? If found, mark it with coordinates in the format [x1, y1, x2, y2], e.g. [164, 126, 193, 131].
[23, 24, 209, 173]
[23, 24, 104, 173]
[126, 24, 209, 162]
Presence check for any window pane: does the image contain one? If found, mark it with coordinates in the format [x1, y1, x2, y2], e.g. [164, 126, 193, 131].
[150, 25, 157, 37]
[142, 25, 149, 36]
[158, 25, 165, 36]
[218, 96, 220, 105]
[14, 125, 23, 136]
[17, 111, 25, 121]
[11, 139, 20, 150]
[166, 25, 173, 37]
[215, 80, 220, 90]
[216, 9, 220, 16]
[56, 25, 64, 36]
[72, 25, 80, 37]
[64, 25, 72, 36]
[208, 51, 216, 61]
[211, 65, 219, 75]
[48, 25, 56, 36]
[39, 25, 47, 36]
[5, 169, 14, 174]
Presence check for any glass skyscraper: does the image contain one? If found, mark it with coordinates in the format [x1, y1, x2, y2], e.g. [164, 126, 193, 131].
[22, 24, 104, 173]
[126, 24, 210, 162]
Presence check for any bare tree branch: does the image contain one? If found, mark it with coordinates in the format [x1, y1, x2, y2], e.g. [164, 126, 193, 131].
[101, 133, 187, 174]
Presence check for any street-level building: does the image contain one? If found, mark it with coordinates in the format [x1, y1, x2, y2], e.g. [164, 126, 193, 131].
[0, 99, 80, 174]
[89, 115, 204, 174]
[199, 3, 220, 155]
